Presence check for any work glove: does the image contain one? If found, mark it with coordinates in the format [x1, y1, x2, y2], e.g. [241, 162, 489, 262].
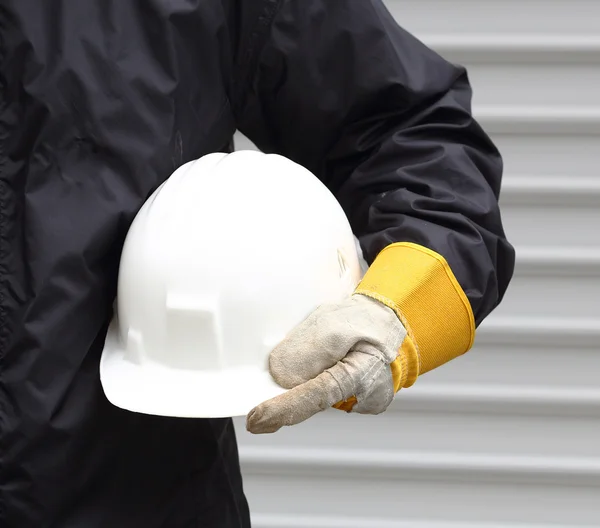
[246, 242, 476, 434]
[246, 293, 415, 434]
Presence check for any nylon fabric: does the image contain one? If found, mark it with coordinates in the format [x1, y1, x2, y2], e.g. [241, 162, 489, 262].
[0, 1, 513, 525]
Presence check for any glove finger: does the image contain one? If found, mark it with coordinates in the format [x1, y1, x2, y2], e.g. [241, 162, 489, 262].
[269, 303, 359, 389]
[351, 364, 395, 415]
[270, 296, 404, 390]
[248, 345, 396, 433]
[246, 368, 345, 434]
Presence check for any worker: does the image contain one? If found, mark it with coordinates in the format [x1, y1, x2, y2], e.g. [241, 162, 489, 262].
[0, 1, 515, 527]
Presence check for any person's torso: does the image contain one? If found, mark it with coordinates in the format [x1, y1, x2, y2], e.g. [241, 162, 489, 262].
[0, 1, 250, 526]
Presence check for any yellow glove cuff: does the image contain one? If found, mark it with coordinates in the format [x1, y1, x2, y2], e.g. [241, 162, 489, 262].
[355, 242, 476, 390]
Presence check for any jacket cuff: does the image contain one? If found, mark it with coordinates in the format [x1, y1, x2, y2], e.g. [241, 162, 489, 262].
[354, 242, 476, 388]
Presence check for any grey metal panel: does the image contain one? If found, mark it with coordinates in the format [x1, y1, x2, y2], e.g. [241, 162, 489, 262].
[233, 2, 600, 525]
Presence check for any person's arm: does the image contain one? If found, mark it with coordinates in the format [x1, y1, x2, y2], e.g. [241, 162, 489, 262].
[235, 0, 515, 431]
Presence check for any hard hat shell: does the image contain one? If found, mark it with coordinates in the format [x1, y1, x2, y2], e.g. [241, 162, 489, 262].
[100, 150, 363, 418]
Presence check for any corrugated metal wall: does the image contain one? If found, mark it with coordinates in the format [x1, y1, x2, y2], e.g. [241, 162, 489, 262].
[233, 2, 600, 525]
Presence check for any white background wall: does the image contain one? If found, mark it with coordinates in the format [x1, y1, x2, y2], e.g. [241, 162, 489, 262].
[233, 1, 600, 526]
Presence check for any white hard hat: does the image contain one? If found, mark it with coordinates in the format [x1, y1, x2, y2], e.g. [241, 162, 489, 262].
[100, 151, 364, 418]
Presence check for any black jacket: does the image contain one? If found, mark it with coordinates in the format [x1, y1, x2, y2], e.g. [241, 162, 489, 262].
[0, 1, 514, 526]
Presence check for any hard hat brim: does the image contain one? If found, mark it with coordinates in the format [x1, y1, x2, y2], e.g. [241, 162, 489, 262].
[99, 319, 288, 419]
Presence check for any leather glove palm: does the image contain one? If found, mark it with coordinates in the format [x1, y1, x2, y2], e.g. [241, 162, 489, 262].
[246, 294, 411, 434]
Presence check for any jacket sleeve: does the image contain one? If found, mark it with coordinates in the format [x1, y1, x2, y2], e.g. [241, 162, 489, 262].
[234, 0, 515, 379]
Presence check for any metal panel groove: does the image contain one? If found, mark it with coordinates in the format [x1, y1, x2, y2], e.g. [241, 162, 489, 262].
[425, 34, 600, 64]
[501, 177, 600, 206]
[476, 105, 600, 135]
[513, 247, 600, 277]
[252, 514, 576, 528]
[239, 446, 600, 487]
[389, 384, 600, 418]
[478, 316, 600, 347]
[386, 0, 600, 35]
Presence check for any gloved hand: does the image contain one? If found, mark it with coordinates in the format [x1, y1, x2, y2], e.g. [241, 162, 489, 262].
[246, 294, 416, 434]
[246, 242, 476, 434]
